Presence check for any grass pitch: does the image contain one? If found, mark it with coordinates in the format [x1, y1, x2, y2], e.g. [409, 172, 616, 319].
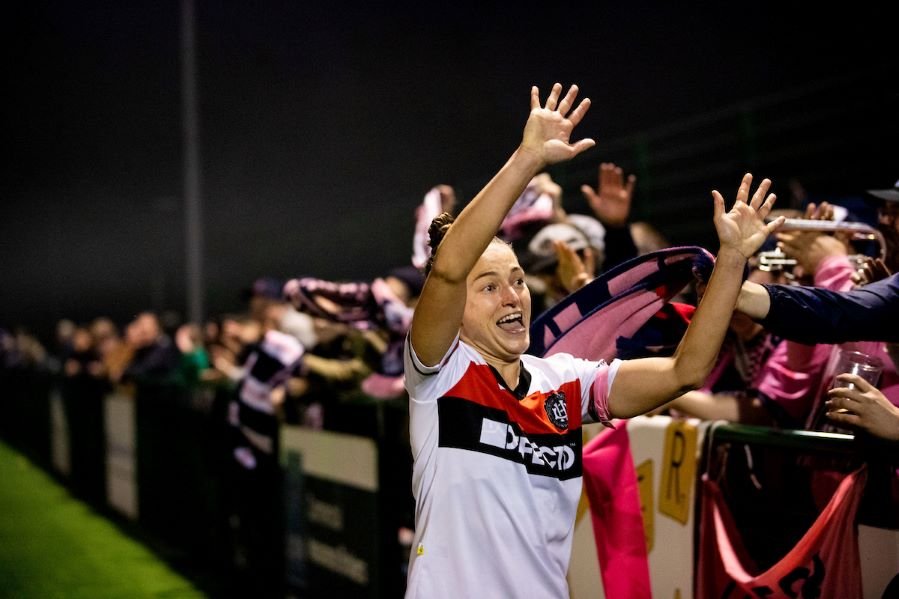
[0, 440, 204, 598]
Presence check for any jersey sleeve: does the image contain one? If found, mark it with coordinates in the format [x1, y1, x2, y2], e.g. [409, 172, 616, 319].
[403, 330, 461, 400]
[573, 356, 622, 427]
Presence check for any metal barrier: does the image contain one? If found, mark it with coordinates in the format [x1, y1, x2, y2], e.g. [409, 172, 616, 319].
[703, 422, 898, 598]
[0, 369, 411, 598]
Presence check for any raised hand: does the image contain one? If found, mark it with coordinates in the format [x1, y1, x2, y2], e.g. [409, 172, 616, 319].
[580, 162, 636, 227]
[520, 83, 595, 167]
[712, 173, 784, 259]
[553, 240, 595, 293]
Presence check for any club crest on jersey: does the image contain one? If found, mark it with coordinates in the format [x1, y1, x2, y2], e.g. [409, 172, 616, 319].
[544, 392, 569, 430]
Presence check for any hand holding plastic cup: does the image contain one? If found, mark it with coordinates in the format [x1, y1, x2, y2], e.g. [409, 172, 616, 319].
[809, 349, 884, 431]
[829, 349, 882, 394]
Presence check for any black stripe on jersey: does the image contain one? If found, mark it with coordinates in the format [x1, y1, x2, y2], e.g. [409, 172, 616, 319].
[236, 400, 278, 436]
[248, 350, 289, 384]
[407, 341, 434, 377]
[437, 396, 582, 481]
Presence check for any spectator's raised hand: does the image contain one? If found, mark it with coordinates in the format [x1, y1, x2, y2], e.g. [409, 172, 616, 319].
[826, 373, 899, 441]
[712, 173, 783, 259]
[581, 162, 636, 227]
[789, 200, 853, 276]
[520, 83, 594, 167]
[553, 240, 595, 293]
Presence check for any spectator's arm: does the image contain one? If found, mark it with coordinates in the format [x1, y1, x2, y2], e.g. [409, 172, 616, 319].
[756, 274, 899, 344]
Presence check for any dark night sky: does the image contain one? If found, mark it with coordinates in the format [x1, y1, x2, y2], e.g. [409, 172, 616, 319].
[4, 2, 898, 336]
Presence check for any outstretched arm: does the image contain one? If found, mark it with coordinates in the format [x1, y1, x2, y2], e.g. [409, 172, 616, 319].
[608, 174, 784, 418]
[736, 270, 899, 344]
[734, 279, 771, 319]
[411, 84, 595, 366]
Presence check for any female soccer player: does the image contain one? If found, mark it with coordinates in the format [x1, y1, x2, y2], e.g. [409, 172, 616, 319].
[404, 83, 782, 598]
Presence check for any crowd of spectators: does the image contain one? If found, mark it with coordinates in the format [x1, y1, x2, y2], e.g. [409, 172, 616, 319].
[2, 164, 897, 594]
[3, 168, 899, 441]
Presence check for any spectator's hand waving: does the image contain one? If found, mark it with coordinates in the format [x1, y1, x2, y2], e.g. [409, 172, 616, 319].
[581, 163, 635, 227]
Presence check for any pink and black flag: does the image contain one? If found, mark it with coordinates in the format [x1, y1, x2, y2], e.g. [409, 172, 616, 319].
[529, 246, 713, 361]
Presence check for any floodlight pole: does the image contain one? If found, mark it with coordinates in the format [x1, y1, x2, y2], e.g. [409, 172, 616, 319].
[181, 0, 204, 324]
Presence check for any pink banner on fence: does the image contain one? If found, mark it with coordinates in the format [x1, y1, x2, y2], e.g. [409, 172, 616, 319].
[582, 423, 653, 599]
[697, 467, 866, 599]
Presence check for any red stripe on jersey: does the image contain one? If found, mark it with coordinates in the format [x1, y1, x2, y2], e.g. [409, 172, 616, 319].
[443, 363, 582, 435]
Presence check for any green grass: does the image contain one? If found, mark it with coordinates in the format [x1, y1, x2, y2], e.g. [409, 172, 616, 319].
[0, 440, 204, 598]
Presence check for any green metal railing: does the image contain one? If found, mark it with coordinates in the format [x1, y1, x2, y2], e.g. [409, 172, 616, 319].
[707, 422, 857, 455]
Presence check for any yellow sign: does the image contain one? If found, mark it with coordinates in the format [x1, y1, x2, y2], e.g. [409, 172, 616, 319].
[635, 459, 654, 553]
[658, 420, 697, 524]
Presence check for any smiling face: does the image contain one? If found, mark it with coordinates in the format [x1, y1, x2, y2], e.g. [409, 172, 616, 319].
[460, 242, 532, 364]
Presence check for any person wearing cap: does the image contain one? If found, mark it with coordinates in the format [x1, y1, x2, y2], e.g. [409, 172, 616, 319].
[524, 218, 604, 308]
[404, 82, 782, 597]
[869, 179, 899, 206]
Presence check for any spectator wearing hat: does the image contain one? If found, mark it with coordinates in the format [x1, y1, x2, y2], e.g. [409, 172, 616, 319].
[521, 163, 643, 313]
[525, 211, 610, 305]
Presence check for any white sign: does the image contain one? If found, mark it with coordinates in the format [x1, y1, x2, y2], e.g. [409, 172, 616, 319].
[49, 387, 70, 476]
[105, 391, 138, 519]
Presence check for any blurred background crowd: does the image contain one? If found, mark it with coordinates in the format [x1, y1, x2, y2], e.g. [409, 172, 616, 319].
[5, 163, 899, 430]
